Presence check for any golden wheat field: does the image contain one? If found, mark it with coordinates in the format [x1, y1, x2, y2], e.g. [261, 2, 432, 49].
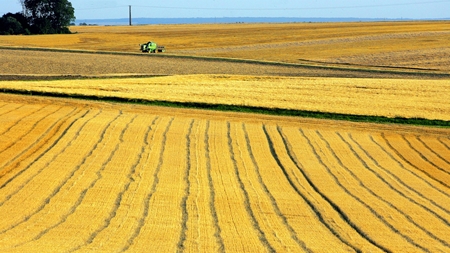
[0, 93, 449, 253]
[1, 75, 449, 120]
[1, 21, 450, 252]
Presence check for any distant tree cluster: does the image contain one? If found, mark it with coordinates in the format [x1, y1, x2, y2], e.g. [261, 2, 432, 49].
[0, 0, 75, 35]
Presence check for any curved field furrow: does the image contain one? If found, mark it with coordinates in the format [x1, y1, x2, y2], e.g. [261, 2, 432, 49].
[0, 106, 80, 178]
[1, 109, 107, 245]
[0, 108, 95, 207]
[266, 126, 373, 252]
[299, 128, 421, 252]
[380, 133, 450, 189]
[409, 136, 450, 172]
[183, 119, 224, 252]
[439, 137, 450, 150]
[0, 105, 63, 155]
[241, 123, 312, 252]
[417, 136, 450, 167]
[328, 131, 450, 250]
[0, 104, 48, 138]
[118, 117, 172, 252]
[65, 115, 160, 253]
[226, 122, 276, 253]
[204, 120, 226, 252]
[0, 109, 124, 251]
[347, 133, 450, 225]
[208, 120, 267, 252]
[177, 119, 195, 251]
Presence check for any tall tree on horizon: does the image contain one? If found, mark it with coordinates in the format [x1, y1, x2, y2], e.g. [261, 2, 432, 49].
[23, 0, 75, 34]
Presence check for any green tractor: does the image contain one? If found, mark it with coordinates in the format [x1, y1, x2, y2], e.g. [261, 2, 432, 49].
[140, 41, 165, 53]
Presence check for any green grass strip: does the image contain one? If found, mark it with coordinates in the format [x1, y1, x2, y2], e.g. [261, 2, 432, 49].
[1, 88, 448, 128]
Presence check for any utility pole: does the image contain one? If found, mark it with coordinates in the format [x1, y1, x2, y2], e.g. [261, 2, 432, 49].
[129, 5, 132, 26]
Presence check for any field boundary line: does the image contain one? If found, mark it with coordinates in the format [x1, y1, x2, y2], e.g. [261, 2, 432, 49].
[1, 46, 450, 78]
[0, 88, 449, 128]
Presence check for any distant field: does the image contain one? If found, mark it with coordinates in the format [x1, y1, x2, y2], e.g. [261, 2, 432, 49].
[0, 94, 449, 252]
[1, 22, 449, 71]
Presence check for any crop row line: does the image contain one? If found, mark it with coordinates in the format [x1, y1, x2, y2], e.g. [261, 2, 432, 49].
[0, 104, 25, 120]
[243, 124, 312, 252]
[268, 126, 364, 252]
[0, 106, 64, 155]
[333, 132, 449, 249]
[0, 109, 103, 238]
[380, 133, 450, 189]
[402, 135, 450, 176]
[7, 109, 120, 249]
[177, 119, 195, 252]
[227, 122, 276, 253]
[348, 133, 450, 224]
[0, 108, 91, 200]
[204, 121, 226, 252]
[67, 113, 135, 252]
[0, 106, 80, 180]
[0, 104, 48, 137]
[119, 118, 174, 252]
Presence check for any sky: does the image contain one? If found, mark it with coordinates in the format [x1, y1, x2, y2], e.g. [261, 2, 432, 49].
[2, 0, 450, 20]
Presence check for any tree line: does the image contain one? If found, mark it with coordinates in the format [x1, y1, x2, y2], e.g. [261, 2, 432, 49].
[0, 0, 75, 35]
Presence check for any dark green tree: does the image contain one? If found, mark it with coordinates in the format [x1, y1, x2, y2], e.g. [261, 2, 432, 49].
[24, 0, 75, 34]
[0, 12, 29, 35]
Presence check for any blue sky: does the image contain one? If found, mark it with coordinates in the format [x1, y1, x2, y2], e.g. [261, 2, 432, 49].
[2, 0, 450, 20]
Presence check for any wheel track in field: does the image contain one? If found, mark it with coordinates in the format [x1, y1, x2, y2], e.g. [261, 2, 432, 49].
[309, 130, 430, 252]
[76, 116, 158, 251]
[0, 108, 90, 194]
[0, 104, 24, 119]
[177, 119, 195, 252]
[348, 133, 450, 224]
[402, 135, 450, 176]
[0, 109, 103, 237]
[243, 124, 312, 252]
[0, 106, 79, 178]
[1, 109, 125, 249]
[0, 104, 48, 137]
[369, 135, 450, 199]
[118, 117, 173, 252]
[13, 115, 155, 250]
[438, 137, 450, 150]
[333, 132, 450, 249]
[204, 120, 226, 253]
[67, 113, 136, 252]
[380, 133, 450, 189]
[0, 106, 63, 155]
[417, 136, 450, 167]
[226, 122, 276, 253]
[270, 126, 365, 253]
[235, 123, 291, 252]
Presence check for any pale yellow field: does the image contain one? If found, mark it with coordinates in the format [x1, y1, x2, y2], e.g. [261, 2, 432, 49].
[0, 94, 449, 252]
[1, 74, 449, 120]
[1, 22, 450, 71]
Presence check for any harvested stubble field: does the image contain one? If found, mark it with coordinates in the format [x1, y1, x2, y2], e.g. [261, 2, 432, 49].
[0, 94, 449, 253]
[1, 21, 450, 252]
[1, 21, 450, 71]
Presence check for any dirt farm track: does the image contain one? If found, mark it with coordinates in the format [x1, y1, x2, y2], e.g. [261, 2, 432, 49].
[0, 22, 450, 252]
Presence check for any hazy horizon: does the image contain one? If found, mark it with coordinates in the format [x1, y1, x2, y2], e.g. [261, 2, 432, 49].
[2, 0, 450, 20]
